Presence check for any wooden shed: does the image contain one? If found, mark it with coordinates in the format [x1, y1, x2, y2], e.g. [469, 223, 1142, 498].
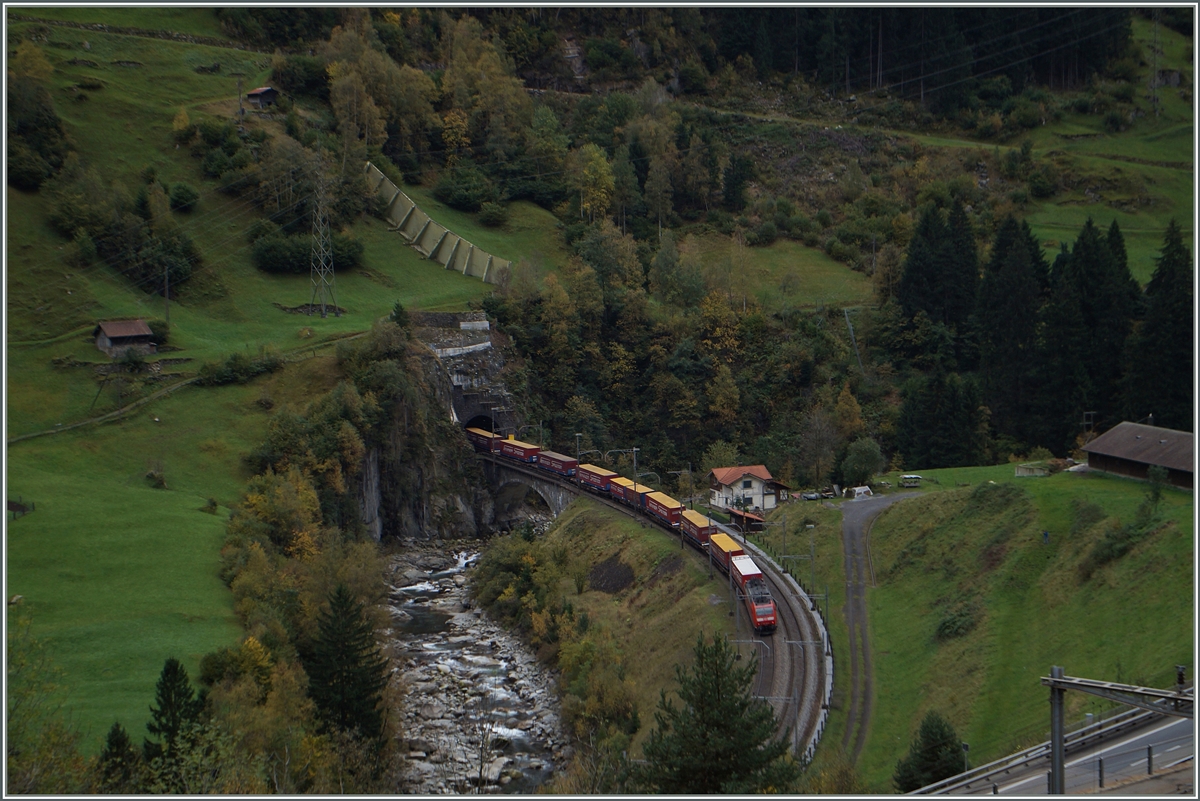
[246, 86, 278, 108]
[93, 319, 156, 357]
[1081, 422, 1194, 489]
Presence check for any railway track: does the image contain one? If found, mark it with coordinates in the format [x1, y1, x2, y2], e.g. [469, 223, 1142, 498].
[480, 455, 830, 761]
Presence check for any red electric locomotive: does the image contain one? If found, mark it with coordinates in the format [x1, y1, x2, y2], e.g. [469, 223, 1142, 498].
[731, 554, 777, 634]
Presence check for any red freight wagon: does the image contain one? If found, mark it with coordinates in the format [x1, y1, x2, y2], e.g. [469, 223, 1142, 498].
[681, 510, 716, 549]
[646, 491, 683, 527]
[731, 554, 777, 634]
[499, 437, 539, 463]
[610, 477, 652, 509]
[577, 463, 617, 493]
[465, 427, 502, 453]
[730, 554, 763, 589]
[536, 450, 578, 477]
[708, 532, 744, 575]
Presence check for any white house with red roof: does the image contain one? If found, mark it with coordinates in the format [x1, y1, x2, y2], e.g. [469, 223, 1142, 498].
[706, 465, 790, 512]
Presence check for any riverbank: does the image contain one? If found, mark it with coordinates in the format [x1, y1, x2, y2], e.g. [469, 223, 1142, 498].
[385, 539, 568, 794]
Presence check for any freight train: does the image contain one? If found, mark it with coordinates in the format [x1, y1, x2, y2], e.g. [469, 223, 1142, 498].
[466, 427, 778, 634]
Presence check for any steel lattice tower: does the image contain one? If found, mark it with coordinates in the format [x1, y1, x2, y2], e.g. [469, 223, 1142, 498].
[308, 165, 338, 318]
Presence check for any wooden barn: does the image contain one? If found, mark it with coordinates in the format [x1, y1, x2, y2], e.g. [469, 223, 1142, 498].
[246, 86, 278, 108]
[1081, 422, 1194, 489]
[93, 319, 156, 357]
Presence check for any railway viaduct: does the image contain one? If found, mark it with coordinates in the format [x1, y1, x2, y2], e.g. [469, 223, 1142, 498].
[478, 456, 579, 518]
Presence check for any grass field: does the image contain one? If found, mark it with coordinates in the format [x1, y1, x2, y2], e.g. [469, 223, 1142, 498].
[5, 352, 355, 752]
[855, 467, 1193, 790]
[539, 498, 737, 753]
[683, 232, 875, 311]
[13, 6, 230, 39]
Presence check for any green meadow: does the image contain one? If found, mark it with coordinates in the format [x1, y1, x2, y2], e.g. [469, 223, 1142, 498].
[856, 467, 1193, 790]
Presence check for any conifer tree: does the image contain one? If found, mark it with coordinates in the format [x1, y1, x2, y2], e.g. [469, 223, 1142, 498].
[1123, 220, 1193, 431]
[943, 200, 979, 335]
[631, 634, 798, 793]
[975, 216, 1043, 445]
[144, 657, 204, 762]
[893, 711, 963, 792]
[1031, 268, 1092, 453]
[97, 722, 147, 793]
[1057, 218, 1141, 429]
[305, 584, 389, 740]
[897, 207, 948, 325]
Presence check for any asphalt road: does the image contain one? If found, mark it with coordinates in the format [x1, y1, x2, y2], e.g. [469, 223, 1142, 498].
[970, 716, 1195, 795]
[837, 492, 918, 761]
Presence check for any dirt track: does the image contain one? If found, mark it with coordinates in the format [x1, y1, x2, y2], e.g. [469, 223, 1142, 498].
[838, 492, 917, 762]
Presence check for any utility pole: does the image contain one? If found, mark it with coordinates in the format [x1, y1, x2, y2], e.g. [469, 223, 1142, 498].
[308, 150, 338, 318]
[1152, 9, 1160, 118]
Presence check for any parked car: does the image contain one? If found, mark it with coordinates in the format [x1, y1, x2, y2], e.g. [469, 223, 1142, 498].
[801, 491, 821, 501]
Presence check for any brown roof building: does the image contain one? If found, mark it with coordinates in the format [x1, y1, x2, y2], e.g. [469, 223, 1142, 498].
[246, 86, 278, 108]
[1081, 422, 1194, 489]
[93, 319, 156, 357]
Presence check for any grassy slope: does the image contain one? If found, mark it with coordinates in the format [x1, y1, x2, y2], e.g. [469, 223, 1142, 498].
[5, 351, 351, 753]
[855, 466, 1193, 790]
[540, 499, 737, 753]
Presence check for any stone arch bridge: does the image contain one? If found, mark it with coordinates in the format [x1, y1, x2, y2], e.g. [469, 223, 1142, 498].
[477, 456, 580, 519]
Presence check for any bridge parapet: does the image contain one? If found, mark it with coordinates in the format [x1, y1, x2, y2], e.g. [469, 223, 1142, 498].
[479, 457, 578, 517]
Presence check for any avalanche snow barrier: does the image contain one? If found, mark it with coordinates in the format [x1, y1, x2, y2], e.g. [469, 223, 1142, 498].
[364, 162, 510, 285]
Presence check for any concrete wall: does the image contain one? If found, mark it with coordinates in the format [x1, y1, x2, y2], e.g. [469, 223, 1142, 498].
[364, 162, 510, 285]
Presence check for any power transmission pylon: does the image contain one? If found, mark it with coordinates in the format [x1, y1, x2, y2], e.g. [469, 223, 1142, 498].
[308, 156, 338, 318]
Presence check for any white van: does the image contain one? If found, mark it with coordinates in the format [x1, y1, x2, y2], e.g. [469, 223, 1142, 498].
[845, 485, 873, 499]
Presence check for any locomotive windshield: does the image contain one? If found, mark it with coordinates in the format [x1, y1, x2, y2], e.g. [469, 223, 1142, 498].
[755, 605, 775, 617]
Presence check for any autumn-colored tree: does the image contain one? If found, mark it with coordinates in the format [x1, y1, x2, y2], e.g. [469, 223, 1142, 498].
[440, 108, 470, 167]
[578, 143, 614, 223]
[834, 381, 865, 439]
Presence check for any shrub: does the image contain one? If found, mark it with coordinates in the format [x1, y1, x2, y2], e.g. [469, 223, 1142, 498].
[246, 219, 281, 243]
[251, 234, 309, 274]
[196, 349, 285, 386]
[935, 603, 977, 641]
[330, 233, 364, 270]
[169, 182, 200, 212]
[147, 319, 170, 346]
[201, 149, 232, 178]
[1028, 166, 1057, 198]
[7, 140, 50, 191]
[478, 201, 509, 227]
[815, 209, 833, 228]
[1103, 110, 1124, 133]
[433, 164, 494, 211]
[747, 220, 777, 246]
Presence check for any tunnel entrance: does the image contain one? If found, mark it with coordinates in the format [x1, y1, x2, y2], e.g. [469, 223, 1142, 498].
[464, 414, 497, 432]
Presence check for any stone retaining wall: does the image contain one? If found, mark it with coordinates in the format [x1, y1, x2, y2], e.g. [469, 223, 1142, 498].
[365, 162, 510, 285]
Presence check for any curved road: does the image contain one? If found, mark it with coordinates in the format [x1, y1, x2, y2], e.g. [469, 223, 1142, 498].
[838, 492, 917, 761]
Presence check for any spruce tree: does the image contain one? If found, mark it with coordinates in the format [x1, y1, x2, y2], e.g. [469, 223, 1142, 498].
[1031, 269, 1093, 453]
[632, 634, 799, 793]
[897, 207, 949, 325]
[1059, 218, 1141, 429]
[893, 710, 964, 792]
[305, 584, 389, 740]
[1123, 220, 1193, 431]
[144, 657, 203, 762]
[97, 721, 146, 793]
[975, 218, 1043, 445]
[943, 200, 979, 335]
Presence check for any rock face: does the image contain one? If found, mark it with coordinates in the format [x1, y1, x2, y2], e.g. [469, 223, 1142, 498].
[357, 352, 495, 541]
[384, 541, 567, 794]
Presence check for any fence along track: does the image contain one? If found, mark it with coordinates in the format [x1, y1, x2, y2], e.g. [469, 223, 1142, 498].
[364, 163, 510, 285]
